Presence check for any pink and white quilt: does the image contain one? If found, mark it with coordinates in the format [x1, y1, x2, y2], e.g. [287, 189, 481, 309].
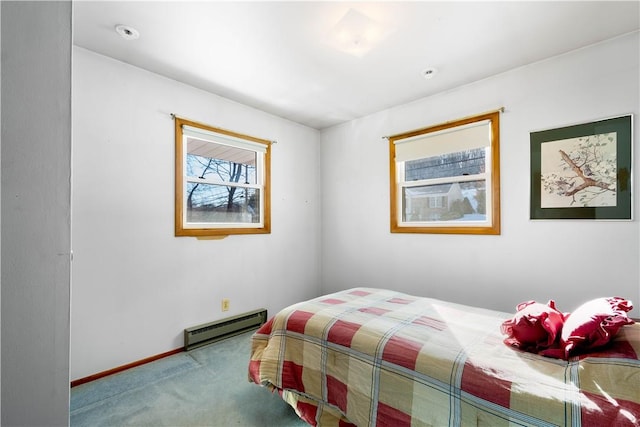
[249, 288, 640, 426]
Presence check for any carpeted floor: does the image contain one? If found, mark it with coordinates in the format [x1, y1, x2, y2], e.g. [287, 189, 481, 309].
[70, 331, 308, 426]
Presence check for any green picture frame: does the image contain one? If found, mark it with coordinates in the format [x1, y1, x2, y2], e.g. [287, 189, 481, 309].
[530, 115, 632, 220]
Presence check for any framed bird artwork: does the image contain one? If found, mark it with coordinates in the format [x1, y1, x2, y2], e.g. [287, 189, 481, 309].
[530, 114, 632, 220]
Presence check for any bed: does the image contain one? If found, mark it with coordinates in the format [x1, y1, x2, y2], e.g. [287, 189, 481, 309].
[248, 288, 639, 426]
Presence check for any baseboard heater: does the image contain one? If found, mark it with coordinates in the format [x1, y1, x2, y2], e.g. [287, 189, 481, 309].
[184, 308, 267, 351]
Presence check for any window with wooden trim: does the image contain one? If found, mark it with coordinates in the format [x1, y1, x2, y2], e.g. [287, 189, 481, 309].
[174, 117, 271, 236]
[389, 110, 501, 235]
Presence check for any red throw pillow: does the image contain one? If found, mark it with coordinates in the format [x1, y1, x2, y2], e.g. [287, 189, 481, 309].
[501, 300, 566, 352]
[549, 297, 634, 359]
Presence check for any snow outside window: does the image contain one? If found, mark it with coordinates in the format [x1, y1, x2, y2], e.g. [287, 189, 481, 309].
[389, 110, 501, 235]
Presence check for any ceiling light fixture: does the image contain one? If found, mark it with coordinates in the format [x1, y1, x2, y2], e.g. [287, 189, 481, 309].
[327, 9, 391, 58]
[115, 24, 140, 40]
[421, 67, 438, 80]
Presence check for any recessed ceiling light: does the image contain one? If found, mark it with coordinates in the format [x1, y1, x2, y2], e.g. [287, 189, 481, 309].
[421, 67, 438, 80]
[115, 24, 140, 40]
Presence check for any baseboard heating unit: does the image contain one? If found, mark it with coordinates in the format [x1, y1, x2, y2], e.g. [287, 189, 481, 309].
[184, 309, 267, 350]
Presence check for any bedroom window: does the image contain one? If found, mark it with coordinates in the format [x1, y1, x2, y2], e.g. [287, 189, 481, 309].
[174, 117, 271, 237]
[388, 110, 501, 235]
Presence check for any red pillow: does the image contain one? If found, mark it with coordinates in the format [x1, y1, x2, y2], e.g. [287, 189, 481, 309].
[501, 300, 566, 352]
[546, 297, 634, 359]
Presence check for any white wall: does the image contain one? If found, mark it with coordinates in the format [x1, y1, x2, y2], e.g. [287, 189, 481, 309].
[71, 47, 322, 381]
[320, 32, 640, 318]
[1, 2, 72, 425]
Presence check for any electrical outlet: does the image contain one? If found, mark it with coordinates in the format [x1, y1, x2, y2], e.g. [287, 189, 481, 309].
[221, 298, 230, 312]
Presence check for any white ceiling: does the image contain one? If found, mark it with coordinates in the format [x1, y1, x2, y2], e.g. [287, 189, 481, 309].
[73, 1, 640, 130]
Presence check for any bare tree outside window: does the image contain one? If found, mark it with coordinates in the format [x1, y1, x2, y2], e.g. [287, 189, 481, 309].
[174, 116, 271, 236]
[185, 154, 259, 223]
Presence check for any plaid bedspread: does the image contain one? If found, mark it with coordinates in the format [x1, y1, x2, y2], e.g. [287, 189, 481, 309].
[248, 288, 640, 426]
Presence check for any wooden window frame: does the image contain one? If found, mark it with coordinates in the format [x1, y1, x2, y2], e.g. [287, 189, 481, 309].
[174, 116, 271, 237]
[389, 110, 501, 235]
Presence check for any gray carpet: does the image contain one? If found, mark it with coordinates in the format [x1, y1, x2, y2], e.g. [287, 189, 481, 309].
[71, 331, 308, 426]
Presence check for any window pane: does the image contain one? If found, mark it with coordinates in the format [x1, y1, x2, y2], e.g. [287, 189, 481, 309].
[402, 180, 487, 222]
[186, 182, 260, 224]
[186, 141, 256, 184]
[175, 117, 271, 236]
[405, 148, 485, 181]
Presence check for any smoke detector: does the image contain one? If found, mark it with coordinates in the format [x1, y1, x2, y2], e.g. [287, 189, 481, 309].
[421, 67, 438, 80]
[115, 24, 140, 40]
